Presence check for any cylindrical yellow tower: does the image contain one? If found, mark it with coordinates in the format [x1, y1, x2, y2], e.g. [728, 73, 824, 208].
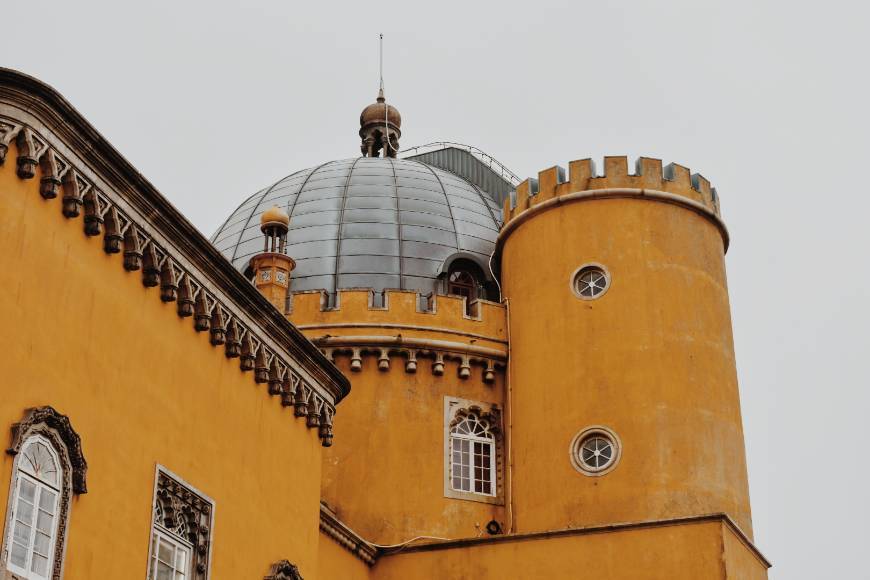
[497, 156, 753, 537]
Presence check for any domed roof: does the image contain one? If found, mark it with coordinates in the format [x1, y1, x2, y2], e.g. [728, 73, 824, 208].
[211, 157, 503, 295]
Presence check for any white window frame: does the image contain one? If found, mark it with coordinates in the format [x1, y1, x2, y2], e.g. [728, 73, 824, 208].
[443, 397, 503, 505]
[3, 435, 64, 580]
[148, 526, 193, 580]
[449, 416, 496, 497]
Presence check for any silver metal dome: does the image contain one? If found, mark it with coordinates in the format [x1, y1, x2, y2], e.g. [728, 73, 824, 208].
[211, 157, 503, 295]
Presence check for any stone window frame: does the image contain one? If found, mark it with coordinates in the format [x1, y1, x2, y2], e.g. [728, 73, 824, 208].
[146, 466, 215, 580]
[443, 397, 504, 505]
[569, 425, 623, 477]
[2, 407, 86, 580]
[570, 262, 611, 301]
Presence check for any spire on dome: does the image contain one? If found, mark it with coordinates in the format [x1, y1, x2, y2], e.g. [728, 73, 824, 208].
[360, 34, 401, 158]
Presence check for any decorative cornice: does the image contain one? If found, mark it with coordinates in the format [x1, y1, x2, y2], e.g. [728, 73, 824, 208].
[0, 68, 350, 445]
[314, 335, 505, 382]
[319, 503, 379, 566]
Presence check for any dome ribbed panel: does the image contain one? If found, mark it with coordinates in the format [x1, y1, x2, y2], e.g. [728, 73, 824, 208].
[211, 158, 502, 295]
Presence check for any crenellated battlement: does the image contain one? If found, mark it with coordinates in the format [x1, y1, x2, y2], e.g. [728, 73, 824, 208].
[287, 288, 507, 346]
[503, 156, 720, 224]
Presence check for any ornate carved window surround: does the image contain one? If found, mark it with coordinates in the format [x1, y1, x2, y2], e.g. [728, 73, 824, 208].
[147, 466, 215, 580]
[2, 406, 87, 580]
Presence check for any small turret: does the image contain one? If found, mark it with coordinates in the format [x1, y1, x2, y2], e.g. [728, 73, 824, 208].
[250, 206, 294, 312]
[359, 89, 401, 158]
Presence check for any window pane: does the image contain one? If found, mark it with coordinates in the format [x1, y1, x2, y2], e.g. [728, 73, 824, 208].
[175, 546, 188, 570]
[34, 531, 51, 555]
[39, 489, 56, 513]
[13, 521, 32, 546]
[17, 499, 34, 524]
[10, 542, 27, 567]
[31, 553, 48, 576]
[158, 539, 175, 564]
[157, 561, 174, 580]
[20, 479, 36, 502]
[36, 510, 54, 534]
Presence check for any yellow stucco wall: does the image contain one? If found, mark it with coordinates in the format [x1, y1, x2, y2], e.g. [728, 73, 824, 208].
[318, 354, 505, 545]
[500, 189, 753, 536]
[317, 531, 371, 580]
[723, 523, 769, 579]
[373, 520, 734, 579]
[0, 144, 324, 578]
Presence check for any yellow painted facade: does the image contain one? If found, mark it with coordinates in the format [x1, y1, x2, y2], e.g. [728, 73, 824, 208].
[0, 68, 769, 579]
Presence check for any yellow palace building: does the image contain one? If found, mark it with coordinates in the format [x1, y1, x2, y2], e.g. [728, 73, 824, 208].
[0, 68, 769, 579]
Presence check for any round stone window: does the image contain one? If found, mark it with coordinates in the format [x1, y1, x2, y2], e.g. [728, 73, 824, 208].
[570, 426, 621, 476]
[571, 264, 610, 300]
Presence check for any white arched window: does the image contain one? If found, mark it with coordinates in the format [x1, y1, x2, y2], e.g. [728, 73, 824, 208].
[449, 411, 496, 496]
[4, 436, 63, 579]
[3, 407, 87, 580]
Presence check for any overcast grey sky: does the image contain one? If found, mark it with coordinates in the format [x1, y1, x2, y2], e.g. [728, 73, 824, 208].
[4, 1, 868, 577]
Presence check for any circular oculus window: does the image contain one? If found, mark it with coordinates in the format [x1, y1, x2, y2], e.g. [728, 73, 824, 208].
[570, 426, 621, 476]
[571, 264, 610, 300]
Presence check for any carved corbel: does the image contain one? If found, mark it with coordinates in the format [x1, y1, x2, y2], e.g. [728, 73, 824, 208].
[142, 242, 161, 287]
[193, 289, 211, 332]
[239, 331, 255, 371]
[294, 383, 310, 418]
[15, 128, 37, 179]
[377, 349, 390, 371]
[307, 396, 322, 428]
[224, 318, 241, 357]
[281, 372, 300, 407]
[160, 259, 179, 302]
[209, 305, 226, 345]
[39, 149, 62, 199]
[458, 355, 471, 380]
[103, 206, 123, 253]
[0, 121, 21, 164]
[267, 359, 282, 396]
[433, 352, 445, 376]
[349, 348, 362, 372]
[82, 189, 103, 236]
[177, 274, 195, 317]
[254, 347, 270, 384]
[61, 169, 84, 218]
[319, 407, 334, 447]
[405, 349, 418, 373]
[483, 360, 496, 384]
[122, 223, 143, 271]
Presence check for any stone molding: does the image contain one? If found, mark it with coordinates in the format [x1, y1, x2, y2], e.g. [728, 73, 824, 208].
[0, 68, 350, 445]
[319, 503, 378, 566]
[315, 335, 505, 383]
[7, 406, 87, 494]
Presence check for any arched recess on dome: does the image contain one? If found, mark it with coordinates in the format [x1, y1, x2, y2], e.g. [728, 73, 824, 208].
[438, 253, 500, 303]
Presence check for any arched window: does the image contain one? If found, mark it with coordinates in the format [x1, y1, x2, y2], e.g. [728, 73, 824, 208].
[447, 269, 478, 303]
[5, 437, 62, 579]
[3, 407, 85, 580]
[449, 411, 496, 496]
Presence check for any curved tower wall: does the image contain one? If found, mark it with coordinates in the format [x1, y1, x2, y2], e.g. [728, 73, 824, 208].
[498, 156, 753, 536]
